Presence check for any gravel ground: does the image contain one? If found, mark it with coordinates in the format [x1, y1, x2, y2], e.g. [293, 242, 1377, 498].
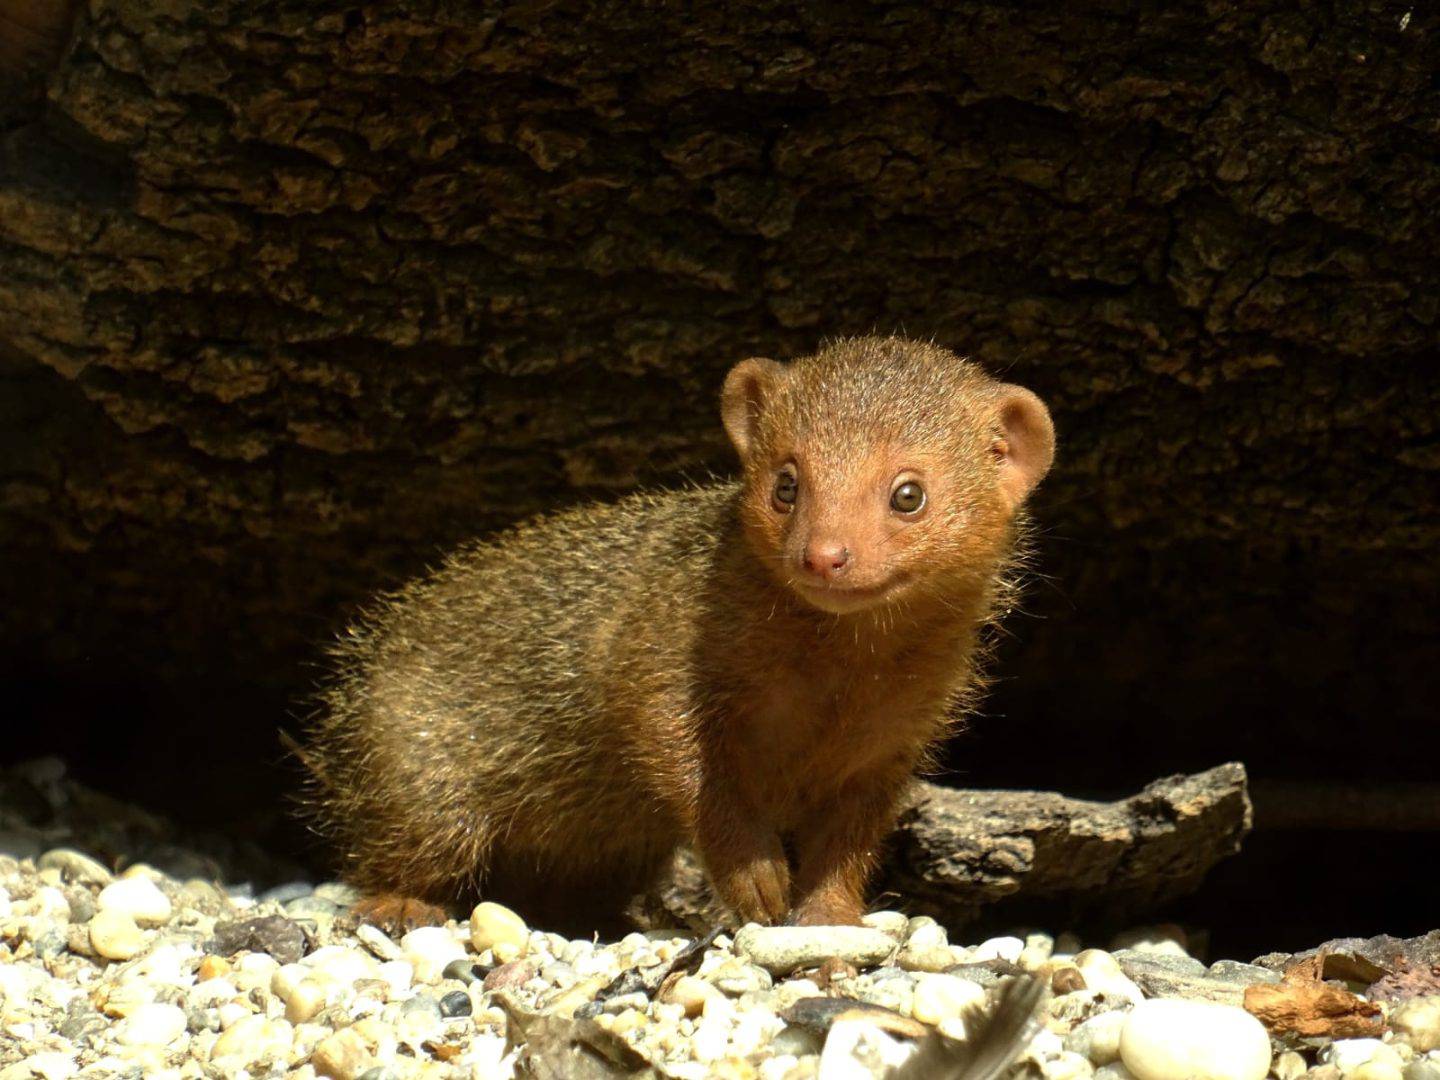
[2, 758, 1438, 1080]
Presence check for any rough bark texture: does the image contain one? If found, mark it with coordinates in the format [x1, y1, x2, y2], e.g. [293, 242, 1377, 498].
[2, 3, 1438, 813]
[647, 764, 1252, 931]
[888, 763, 1252, 925]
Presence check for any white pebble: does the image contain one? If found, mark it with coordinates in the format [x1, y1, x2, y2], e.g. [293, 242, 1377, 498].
[861, 911, 910, 941]
[1393, 998, 1440, 1053]
[232, 952, 280, 992]
[113, 1002, 187, 1047]
[210, 1014, 293, 1066]
[974, 935, 1025, 963]
[690, 1015, 731, 1063]
[402, 926, 466, 984]
[217, 1002, 251, 1030]
[89, 910, 146, 961]
[907, 921, 949, 951]
[1328, 1040, 1394, 1072]
[1065, 1009, 1128, 1065]
[818, 1018, 917, 1078]
[377, 960, 413, 997]
[1076, 950, 1145, 1006]
[97, 876, 172, 926]
[911, 973, 986, 1025]
[1120, 999, 1270, 1080]
[303, 945, 381, 986]
[1020, 932, 1057, 971]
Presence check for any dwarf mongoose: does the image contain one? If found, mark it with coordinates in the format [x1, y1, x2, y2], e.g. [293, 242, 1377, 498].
[304, 336, 1054, 932]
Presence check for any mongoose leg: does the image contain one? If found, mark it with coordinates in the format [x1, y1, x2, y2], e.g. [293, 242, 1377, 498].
[787, 771, 908, 926]
[696, 792, 791, 924]
[352, 893, 451, 934]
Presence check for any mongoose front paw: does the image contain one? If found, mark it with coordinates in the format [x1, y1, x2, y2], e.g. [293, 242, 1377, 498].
[717, 855, 792, 925]
[351, 893, 450, 934]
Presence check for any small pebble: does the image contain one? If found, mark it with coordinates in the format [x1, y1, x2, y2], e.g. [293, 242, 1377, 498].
[438, 989, 472, 1018]
[735, 924, 896, 975]
[96, 877, 172, 927]
[442, 958, 484, 984]
[662, 974, 724, 1017]
[211, 1014, 293, 1065]
[1392, 998, 1440, 1053]
[482, 960, 535, 992]
[862, 911, 910, 941]
[817, 1017, 917, 1077]
[37, 848, 113, 887]
[1076, 950, 1145, 1005]
[354, 923, 404, 962]
[469, 901, 529, 954]
[1327, 1041, 1394, 1072]
[1065, 1009, 1127, 1066]
[258, 881, 313, 905]
[1053, 964, 1088, 995]
[910, 973, 986, 1025]
[89, 909, 146, 961]
[312, 1026, 375, 1079]
[210, 914, 307, 966]
[401, 926, 466, 984]
[974, 936, 1025, 963]
[1120, 999, 1270, 1080]
[113, 1002, 188, 1047]
[284, 979, 328, 1024]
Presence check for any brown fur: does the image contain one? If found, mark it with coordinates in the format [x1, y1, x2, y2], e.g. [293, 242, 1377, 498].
[302, 336, 1054, 932]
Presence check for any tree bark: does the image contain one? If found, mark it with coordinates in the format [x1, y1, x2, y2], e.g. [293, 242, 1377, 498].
[1, 2, 1437, 814]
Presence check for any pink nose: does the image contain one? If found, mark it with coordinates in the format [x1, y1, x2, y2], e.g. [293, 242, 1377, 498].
[802, 542, 850, 580]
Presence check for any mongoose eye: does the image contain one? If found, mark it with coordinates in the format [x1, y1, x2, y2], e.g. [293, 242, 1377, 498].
[773, 471, 798, 511]
[891, 481, 925, 514]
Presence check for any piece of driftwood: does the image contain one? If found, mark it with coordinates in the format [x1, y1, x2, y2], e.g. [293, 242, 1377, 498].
[645, 763, 1251, 930]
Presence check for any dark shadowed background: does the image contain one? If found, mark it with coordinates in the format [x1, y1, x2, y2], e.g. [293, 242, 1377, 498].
[2, 0, 1437, 958]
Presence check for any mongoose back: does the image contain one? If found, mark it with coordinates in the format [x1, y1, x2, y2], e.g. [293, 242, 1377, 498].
[304, 336, 1055, 932]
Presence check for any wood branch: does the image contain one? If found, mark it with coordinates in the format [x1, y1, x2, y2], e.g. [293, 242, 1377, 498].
[645, 764, 1252, 930]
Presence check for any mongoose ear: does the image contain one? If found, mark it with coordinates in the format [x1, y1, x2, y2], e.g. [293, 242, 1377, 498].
[721, 357, 786, 459]
[992, 384, 1055, 510]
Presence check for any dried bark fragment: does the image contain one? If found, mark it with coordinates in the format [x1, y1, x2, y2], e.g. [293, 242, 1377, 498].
[1243, 954, 1386, 1039]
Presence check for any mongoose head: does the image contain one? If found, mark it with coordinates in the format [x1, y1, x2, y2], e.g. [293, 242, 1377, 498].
[722, 336, 1054, 615]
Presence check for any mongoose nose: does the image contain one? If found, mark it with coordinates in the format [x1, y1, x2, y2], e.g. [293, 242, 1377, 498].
[802, 542, 851, 580]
